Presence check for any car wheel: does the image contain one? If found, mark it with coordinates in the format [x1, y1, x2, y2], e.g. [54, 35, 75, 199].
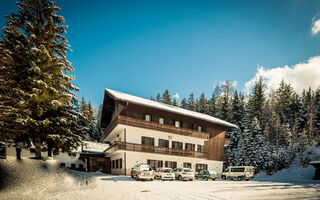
[195, 176, 198, 180]
[237, 176, 242, 181]
[246, 179, 249, 181]
[178, 176, 183, 181]
[205, 177, 209, 181]
[212, 178, 216, 181]
[222, 175, 226, 180]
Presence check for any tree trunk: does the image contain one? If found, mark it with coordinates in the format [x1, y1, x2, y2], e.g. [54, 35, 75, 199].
[47, 143, 52, 157]
[35, 135, 41, 158]
[16, 147, 21, 160]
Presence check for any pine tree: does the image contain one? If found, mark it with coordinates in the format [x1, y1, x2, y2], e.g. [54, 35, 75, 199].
[172, 98, 177, 106]
[276, 80, 294, 125]
[225, 91, 245, 167]
[181, 98, 187, 109]
[187, 92, 196, 111]
[313, 89, 320, 143]
[247, 78, 265, 123]
[162, 89, 172, 105]
[78, 97, 100, 141]
[156, 93, 161, 102]
[197, 92, 208, 114]
[0, 45, 23, 142]
[208, 87, 220, 117]
[1, 0, 85, 158]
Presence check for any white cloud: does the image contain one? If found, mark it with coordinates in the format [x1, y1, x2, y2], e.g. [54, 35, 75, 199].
[172, 93, 180, 106]
[312, 15, 320, 35]
[245, 56, 320, 94]
[232, 81, 238, 87]
[172, 93, 179, 100]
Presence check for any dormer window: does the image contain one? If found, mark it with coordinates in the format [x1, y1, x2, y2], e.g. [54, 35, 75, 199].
[198, 126, 203, 132]
[145, 114, 151, 122]
[159, 117, 164, 124]
[174, 121, 181, 128]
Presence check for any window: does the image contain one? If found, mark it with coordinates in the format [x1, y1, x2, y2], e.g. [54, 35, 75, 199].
[112, 160, 115, 169]
[231, 167, 245, 172]
[116, 159, 119, 168]
[195, 164, 208, 172]
[183, 162, 192, 169]
[174, 121, 181, 128]
[158, 139, 169, 148]
[165, 161, 177, 168]
[159, 117, 164, 124]
[197, 145, 203, 152]
[172, 141, 183, 150]
[145, 114, 151, 122]
[141, 136, 154, 146]
[147, 160, 163, 169]
[185, 143, 195, 151]
[68, 152, 76, 157]
[119, 158, 122, 169]
[198, 126, 203, 132]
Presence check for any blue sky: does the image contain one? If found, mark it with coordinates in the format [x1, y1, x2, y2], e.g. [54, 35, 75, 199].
[1, 0, 320, 107]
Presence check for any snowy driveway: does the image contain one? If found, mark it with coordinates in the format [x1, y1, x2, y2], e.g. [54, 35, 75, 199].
[1, 158, 319, 200]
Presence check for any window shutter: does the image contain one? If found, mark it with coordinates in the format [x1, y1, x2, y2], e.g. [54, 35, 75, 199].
[165, 161, 168, 167]
[147, 159, 150, 165]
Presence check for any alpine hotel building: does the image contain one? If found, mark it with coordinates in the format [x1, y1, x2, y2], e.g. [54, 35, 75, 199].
[101, 89, 237, 175]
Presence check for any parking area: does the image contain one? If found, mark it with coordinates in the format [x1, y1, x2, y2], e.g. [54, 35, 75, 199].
[1, 157, 320, 200]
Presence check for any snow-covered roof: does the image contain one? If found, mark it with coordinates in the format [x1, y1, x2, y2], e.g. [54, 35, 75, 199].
[310, 161, 320, 165]
[82, 141, 109, 153]
[105, 89, 238, 129]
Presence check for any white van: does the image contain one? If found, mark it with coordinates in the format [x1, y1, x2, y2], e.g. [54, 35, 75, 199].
[222, 166, 254, 181]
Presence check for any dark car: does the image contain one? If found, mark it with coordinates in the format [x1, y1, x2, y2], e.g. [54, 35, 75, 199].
[195, 170, 217, 181]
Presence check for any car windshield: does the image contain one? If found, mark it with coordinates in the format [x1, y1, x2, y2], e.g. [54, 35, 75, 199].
[184, 169, 192, 172]
[140, 165, 152, 171]
[163, 169, 172, 173]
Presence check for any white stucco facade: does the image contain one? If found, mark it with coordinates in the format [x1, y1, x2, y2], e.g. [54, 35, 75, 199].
[105, 124, 224, 175]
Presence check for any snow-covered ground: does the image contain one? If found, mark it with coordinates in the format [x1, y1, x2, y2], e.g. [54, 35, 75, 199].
[0, 157, 319, 200]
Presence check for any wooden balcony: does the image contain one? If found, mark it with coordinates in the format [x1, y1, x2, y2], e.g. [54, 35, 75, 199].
[105, 141, 208, 159]
[102, 115, 210, 140]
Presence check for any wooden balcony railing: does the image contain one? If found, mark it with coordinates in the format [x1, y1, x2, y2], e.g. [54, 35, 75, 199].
[105, 141, 208, 159]
[102, 115, 209, 140]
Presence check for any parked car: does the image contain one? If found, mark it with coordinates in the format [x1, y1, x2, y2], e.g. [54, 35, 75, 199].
[195, 170, 217, 181]
[154, 167, 175, 181]
[221, 166, 255, 181]
[131, 164, 154, 181]
[174, 167, 195, 181]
